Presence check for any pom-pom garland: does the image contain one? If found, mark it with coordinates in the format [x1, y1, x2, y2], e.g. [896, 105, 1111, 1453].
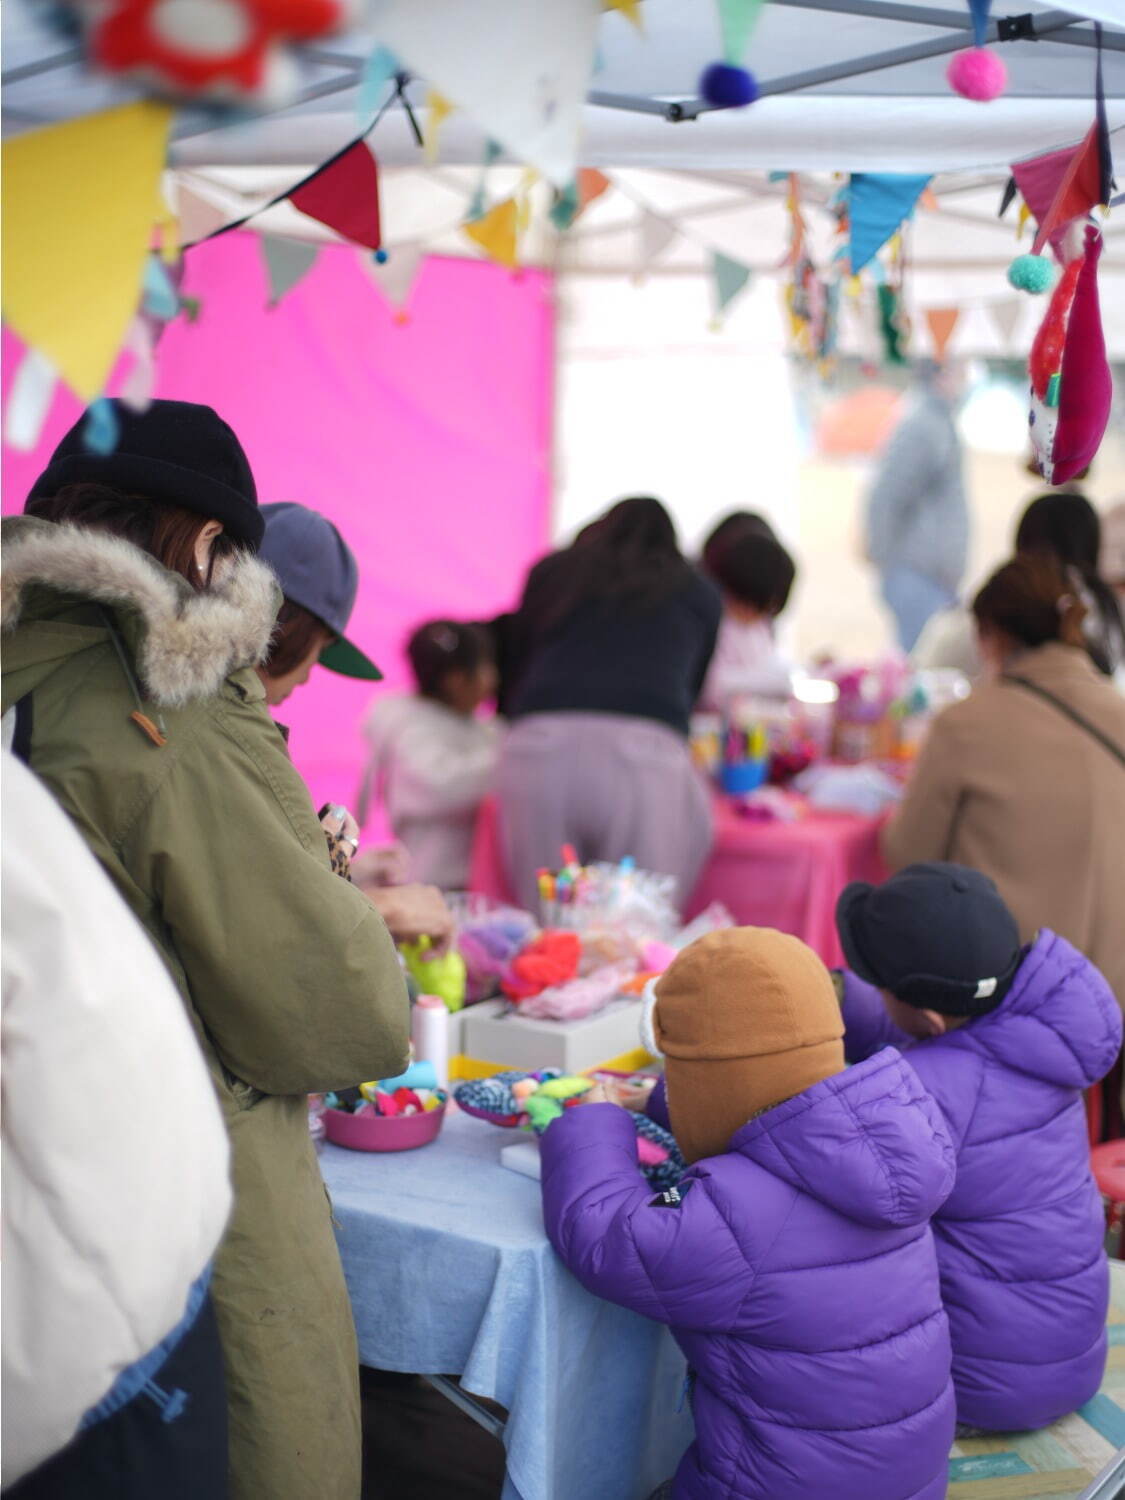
[699, 61, 759, 108]
[374, 247, 389, 263]
[1008, 253, 1057, 295]
[947, 47, 1007, 102]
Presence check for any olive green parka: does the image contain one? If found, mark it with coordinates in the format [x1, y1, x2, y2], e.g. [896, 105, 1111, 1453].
[1, 516, 410, 1499]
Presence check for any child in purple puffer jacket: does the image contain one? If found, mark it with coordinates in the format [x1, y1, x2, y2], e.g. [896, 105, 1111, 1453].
[540, 927, 957, 1500]
[836, 861, 1122, 1432]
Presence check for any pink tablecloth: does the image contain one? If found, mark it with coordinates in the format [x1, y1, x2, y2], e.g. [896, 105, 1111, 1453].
[470, 795, 887, 969]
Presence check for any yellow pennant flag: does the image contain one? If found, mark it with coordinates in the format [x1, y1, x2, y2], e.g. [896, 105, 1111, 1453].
[425, 90, 454, 164]
[2, 102, 173, 400]
[463, 198, 519, 268]
[605, 0, 643, 29]
[1017, 200, 1032, 240]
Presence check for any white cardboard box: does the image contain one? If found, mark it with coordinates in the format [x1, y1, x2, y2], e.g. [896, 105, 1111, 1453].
[460, 996, 646, 1074]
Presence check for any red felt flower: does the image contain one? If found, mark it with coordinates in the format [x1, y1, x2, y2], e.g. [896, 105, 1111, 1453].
[83, 0, 346, 99]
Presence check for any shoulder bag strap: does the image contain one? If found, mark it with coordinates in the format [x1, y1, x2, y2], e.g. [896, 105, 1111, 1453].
[1002, 674, 1125, 771]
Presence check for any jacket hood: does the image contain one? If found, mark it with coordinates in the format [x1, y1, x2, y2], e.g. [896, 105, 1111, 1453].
[1, 517, 278, 709]
[962, 929, 1122, 1089]
[730, 1049, 955, 1229]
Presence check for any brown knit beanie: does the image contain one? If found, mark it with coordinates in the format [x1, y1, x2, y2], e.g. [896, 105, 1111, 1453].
[654, 927, 846, 1164]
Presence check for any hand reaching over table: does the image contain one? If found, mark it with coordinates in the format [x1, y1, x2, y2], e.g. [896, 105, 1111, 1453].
[364, 883, 455, 955]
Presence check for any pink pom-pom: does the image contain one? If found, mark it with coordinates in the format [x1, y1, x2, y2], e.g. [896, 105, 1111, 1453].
[947, 47, 1007, 101]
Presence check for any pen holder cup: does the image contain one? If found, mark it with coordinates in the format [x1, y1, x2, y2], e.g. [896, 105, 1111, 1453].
[720, 759, 769, 796]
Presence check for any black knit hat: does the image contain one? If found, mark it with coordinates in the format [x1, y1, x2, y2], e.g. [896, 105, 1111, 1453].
[27, 399, 263, 550]
[836, 862, 1023, 1016]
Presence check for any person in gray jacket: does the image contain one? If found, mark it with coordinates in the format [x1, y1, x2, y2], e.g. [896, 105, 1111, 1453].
[864, 361, 970, 651]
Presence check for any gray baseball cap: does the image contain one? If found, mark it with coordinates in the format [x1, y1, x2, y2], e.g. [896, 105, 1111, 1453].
[258, 502, 382, 680]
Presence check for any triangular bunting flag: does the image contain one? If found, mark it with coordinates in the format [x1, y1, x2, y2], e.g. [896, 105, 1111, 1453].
[638, 210, 677, 270]
[969, 0, 991, 47]
[4, 347, 57, 452]
[919, 186, 941, 213]
[924, 307, 960, 360]
[1019, 125, 1106, 255]
[1, 101, 172, 400]
[847, 174, 931, 274]
[366, 242, 426, 308]
[578, 168, 612, 212]
[718, 0, 765, 61]
[120, 316, 157, 413]
[424, 89, 454, 163]
[142, 254, 180, 321]
[605, 0, 643, 29]
[712, 251, 752, 318]
[177, 183, 231, 244]
[261, 234, 320, 305]
[989, 298, 1024, 346]
[360, 0, 600, 188]
[463, 198, 519, 268]
[468, 139, 504, 221]
[356, 45, 399, 125]
[288, 142, 382, 250]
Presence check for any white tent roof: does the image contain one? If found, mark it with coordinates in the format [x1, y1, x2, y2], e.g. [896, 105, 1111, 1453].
[4, 0, 1124, 173]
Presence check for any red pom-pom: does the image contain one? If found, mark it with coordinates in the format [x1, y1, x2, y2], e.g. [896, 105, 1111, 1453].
[947, 48, 1007, 102]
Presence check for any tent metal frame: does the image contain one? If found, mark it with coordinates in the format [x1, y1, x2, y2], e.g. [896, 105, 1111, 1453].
[4, 3, 1123, 145]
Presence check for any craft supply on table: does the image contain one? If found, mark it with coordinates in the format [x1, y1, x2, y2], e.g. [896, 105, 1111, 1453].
[323, 1059, 448, 1152]
[400, 935, 467, 1012]
[411, 993, 450, 1087]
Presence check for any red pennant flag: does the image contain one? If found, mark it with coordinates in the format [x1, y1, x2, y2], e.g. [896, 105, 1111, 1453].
[1013, 125, 1103, 259]
[289, 142, 381, 250]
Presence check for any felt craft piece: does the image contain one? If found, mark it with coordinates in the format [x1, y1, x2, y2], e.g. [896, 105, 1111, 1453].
[1027, 226, 1112, 486]
[502, 931, 582, 1000]
[453, 1070, 686, 1191]
[78, 0, 348, 103]
[519, 962, 636, 1022]
[400, 938, 467, 1012]
[288, 143, 382, 250]
[1, 101, 172, 400]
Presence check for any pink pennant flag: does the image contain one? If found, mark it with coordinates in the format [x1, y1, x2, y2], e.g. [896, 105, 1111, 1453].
[1012, 126, 1103, 259]
[289, 142, 382, 250]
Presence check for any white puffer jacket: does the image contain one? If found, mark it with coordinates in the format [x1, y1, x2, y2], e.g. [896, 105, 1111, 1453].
[1, 752, 233, 1483]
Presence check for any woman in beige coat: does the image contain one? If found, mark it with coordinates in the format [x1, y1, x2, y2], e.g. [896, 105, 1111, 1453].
[885, 555, 1125, 1018]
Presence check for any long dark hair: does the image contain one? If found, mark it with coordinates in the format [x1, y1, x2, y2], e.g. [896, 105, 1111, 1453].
[1016, 491, 1125, 676]
[536, 496, 692, 629]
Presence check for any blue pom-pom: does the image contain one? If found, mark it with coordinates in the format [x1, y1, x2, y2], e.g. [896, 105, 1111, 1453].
[700, 61, 758, 108]
[374, 247, 389, 263]
[1007, 253, 1056, 294]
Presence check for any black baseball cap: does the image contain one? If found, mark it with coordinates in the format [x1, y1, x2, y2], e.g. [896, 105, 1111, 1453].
[28, 399, 263, 550]
[836, 862, 1023, 1016]
[258, 502, 382, 680]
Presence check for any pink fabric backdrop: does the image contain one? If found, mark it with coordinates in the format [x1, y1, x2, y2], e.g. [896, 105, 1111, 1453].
[2, 237, 554, 826]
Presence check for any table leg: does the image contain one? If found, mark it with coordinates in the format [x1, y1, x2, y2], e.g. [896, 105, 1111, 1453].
[423, 1375, 508, 1443]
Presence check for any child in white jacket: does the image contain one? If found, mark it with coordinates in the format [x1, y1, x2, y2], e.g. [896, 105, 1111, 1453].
[359, 621, 499, 890]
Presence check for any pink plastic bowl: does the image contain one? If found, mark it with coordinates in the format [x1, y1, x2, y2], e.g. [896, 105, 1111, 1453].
[323, 1096, 447, 1153]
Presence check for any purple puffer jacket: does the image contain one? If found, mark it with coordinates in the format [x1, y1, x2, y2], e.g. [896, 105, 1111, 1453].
[540, 1050, 956, 1500]
[841, 930, 1122, 1431]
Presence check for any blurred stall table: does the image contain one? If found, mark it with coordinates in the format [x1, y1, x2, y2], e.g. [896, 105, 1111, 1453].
[470, 793, 886, 967]
[320, 1107, 692, 1500]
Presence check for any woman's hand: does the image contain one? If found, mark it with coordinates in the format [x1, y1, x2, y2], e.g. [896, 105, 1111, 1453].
[351, 842, 411, 889]
[319, 804, 360, 853]
[364, 884, 455, 954]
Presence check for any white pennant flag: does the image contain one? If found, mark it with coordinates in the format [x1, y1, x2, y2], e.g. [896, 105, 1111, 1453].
[366, 243, 427, 308]
[638, 210, 677, 271]
[989, 299, 1024, 348]
[120, 317, 157, 413]
[363, 0, 601, 187]
[177, 183, 231, 245]
[4, 347, 57, 452]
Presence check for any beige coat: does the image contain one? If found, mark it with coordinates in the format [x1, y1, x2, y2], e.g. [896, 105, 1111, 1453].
[884, 642, 1125, 1010]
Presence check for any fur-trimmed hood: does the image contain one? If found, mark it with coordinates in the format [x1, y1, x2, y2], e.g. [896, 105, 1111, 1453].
[1, 517, 279, 708]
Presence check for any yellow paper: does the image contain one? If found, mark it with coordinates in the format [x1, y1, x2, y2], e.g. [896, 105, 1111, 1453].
[605, 0, 643, 29]
[2, 102, 173, 400]
[424, 89, 454, 164]
[463, 198, 519, 268]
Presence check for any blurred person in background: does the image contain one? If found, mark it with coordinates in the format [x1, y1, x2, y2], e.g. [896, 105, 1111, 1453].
[864, 360, 969, 652]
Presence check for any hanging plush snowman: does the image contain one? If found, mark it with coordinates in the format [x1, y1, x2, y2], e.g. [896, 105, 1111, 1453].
[74, 0, 351, 104]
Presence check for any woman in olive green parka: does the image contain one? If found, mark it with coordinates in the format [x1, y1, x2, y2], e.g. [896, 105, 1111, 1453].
[1, 401, 410, 1500]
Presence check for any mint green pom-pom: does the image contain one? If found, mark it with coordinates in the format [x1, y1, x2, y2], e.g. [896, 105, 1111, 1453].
[1008, 254, 1056, 294]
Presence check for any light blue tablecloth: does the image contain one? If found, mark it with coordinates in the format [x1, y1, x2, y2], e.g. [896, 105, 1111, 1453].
[320, 1108, 694, 1500]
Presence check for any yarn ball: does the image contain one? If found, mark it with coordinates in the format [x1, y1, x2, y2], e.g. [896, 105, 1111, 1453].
[374, 247, 389, 263]
[946, 47, 1007, 102]
[699, 61, 759, 108]
[1008, 253, 1057, 294]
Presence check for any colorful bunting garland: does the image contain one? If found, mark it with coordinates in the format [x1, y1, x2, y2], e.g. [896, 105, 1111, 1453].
[288, 142, 382, 251]
[261, 235, 320, 305]
[847, 174, 931, 274]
